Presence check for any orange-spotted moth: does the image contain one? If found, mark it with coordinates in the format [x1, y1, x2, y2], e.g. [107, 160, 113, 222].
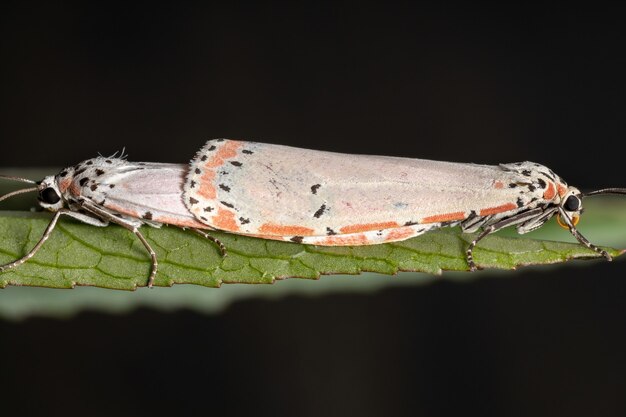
[1, 139, 624, 287]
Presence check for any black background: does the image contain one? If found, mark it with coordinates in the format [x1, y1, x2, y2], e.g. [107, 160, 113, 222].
[1, 3, 626, 416]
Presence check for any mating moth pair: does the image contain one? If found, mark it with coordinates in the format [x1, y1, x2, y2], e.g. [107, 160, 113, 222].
[1, 139, 623, 287]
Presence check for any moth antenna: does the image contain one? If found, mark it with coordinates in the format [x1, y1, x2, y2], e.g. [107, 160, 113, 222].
[0, 174, 37, 185]
[0, 174, 39, 203]
[584, 188, 626, 197]
[0, 187, 38, 203]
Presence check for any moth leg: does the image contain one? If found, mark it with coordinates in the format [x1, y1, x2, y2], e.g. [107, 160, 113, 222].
[466, 208, 543, 271]
[190, 228, 227, 257]
[132, 230, 159, 288]
[63, 210, 110, 227]
[0, 208, 108, 273]
[558, 207, 611, 261]
[79, 201, 159, 288]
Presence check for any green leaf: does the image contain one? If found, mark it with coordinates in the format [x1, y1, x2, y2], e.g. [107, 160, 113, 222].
[0, 210, 622, 290]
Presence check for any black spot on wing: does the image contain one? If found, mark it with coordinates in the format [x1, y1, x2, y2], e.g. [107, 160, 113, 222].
[220, 201, 235, 208]
[105, 160, 112, 164]
[204, 206, 214, 212]
[404, 221, 418, 226]
[230, 161, 243, 167]
[79, 177, 89, 186]
[142, 211, 153, 220]
[539, 170, 556, 181]
[200, 155, 208, 162]
[508, 183, 517, 188]
[219, 184, 231, 192]
[311, 184, 321, 194]
[195, 168, 201, 174]
[59, 170, 68, 177]
[189, 197, 199, 205]
[516, 197, 524, 208]
[190, 180, 196, 188]
[290, 236, 304, 243]
[86, 161, 93, 165]
[75, 168, 87, 176]
[522, 170, 532, 176]
[313, 204, 327, 218]
[90, 183, 98, 191]
[537, 178, 546, 189]
[326, 227, 337, 235]
[95, 169, 105, 176]
[239, 217, 250, 224]
[242, 149, 254, 154]
[528, 184, 536, 192]
[109, 184, 115, 188]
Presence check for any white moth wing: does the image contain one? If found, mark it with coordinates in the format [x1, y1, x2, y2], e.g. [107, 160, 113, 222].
[72, 159, 203, 227]
[184, 140, 549, 239]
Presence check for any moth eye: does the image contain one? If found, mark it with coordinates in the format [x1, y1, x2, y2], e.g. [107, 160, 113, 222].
[564, 195, 580, 211]
[40, 187, 61, 204]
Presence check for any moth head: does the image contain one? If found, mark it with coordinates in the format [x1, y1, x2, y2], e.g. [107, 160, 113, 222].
[37, 175, 65, 211]
[569, 186, 626, 228]
[556, 186, 583, 229]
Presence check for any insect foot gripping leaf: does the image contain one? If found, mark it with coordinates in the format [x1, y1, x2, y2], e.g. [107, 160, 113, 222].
[0, 212, 621, 290]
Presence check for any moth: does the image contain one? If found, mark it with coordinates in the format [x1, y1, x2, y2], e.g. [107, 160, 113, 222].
[1, 139, 624, 287]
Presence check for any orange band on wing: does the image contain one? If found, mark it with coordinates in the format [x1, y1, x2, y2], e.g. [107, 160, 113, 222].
[152, 216, 207, 228]
[203, 140, 243, 168]
[384, 227, 417, 242]
[339, 222, 400, 234]
[69, 181, 82, 197]
[557, 183, 567, 197]
[197, 170, 216, 199]
[59, 178, 72, 193]
[258, 223, 315, 236]
[543, 181, 556, 200]
[479, 202, 516, 216]
[195, 141, 244, 200]
[102, 202, 140, 218]
[213, 207, 240, 232]
[317, 233, 371, 245]
[421, 212, 466, 224]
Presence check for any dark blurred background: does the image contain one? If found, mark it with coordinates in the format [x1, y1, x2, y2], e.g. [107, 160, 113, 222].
[1, 3, 626, 416]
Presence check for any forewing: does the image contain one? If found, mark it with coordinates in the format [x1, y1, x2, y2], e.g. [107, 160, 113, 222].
[80, 161, 205, 227]
[184, 140, 544, 238]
